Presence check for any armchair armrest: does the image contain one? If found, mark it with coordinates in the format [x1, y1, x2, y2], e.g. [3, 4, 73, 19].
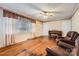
[46, 46, 69, 56]
[46, 48, 59, 56]
[58, 41, 74, 49]
[60, 40, 75, 46]
[58, 36, 65, 39]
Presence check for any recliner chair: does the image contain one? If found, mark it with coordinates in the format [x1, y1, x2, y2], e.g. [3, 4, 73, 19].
[58, 31, 79, 46]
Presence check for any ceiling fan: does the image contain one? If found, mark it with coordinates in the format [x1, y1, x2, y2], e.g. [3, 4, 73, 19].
[27, 4, 63, 18]
[27, 4, 63, 14]
[39, 9, 64, 16]
[40, 11, 54, 16]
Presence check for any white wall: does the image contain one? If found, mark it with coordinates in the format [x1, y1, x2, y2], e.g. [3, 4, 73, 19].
[43, 20, 71, 36]
[34, 21, 43, 37]
[43, 23, 50, 36]
[71, 7, 79, 33]
[61, 20, 72, 36]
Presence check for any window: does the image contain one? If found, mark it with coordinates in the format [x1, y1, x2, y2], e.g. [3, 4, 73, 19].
[15, 18, 32, 32]
[3, 10, 32, 33]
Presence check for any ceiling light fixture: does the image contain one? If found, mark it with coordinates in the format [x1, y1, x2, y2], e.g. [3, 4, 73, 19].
[40, 11, 53, 19]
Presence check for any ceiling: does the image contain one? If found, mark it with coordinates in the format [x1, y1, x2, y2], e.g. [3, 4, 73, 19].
[0, 3, 79, 22]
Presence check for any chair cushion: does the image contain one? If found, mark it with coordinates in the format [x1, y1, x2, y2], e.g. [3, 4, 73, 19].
[58, 41, 74, 49]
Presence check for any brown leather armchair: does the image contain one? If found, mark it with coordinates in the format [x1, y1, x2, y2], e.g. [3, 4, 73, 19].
[58, 31, 79, 46]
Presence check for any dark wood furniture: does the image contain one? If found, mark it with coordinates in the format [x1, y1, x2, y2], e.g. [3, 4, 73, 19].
[49, 30, 62, 39]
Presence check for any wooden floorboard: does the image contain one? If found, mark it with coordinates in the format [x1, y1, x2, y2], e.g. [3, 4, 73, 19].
[0, 36, 57, 56]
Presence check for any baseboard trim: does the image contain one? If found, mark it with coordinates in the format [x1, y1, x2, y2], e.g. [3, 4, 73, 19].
[31, 36, 44, 40]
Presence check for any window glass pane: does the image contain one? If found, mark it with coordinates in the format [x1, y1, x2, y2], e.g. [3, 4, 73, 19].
[15, 18, 32, 33]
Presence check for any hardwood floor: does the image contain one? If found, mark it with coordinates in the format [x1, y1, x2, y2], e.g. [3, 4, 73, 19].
[0, 36, 57, 56]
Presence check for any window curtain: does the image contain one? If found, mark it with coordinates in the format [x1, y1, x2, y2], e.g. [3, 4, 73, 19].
[0, 17, 32, 47]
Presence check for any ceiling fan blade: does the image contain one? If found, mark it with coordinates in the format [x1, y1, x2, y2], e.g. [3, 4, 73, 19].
[46, 11, 65, 13]
[26, 4, 44, 12]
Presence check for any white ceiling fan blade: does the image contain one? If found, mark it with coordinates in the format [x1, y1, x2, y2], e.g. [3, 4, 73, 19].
[25, 4, 45, 12]
[43, 11, 65, 13]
